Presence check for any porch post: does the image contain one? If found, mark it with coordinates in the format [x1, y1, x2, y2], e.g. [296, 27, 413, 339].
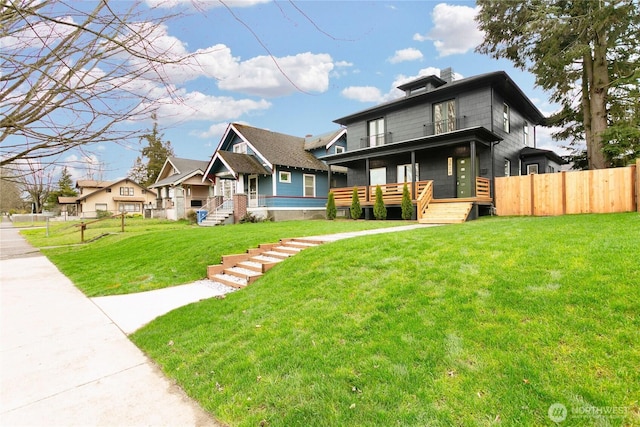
[365, 158, 371, 203]
[327, 164, 332, 189]
[470, 140, 476, 197]
[410, 150, 416, 198]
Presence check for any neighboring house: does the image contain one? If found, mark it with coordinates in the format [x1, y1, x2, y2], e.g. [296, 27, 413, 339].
[148, 157, 212, 220]
[520, 147, 567, 174]
[202, 123, 347, 222]
[75, 179, 156, 218]
[322, 68, 559, 222]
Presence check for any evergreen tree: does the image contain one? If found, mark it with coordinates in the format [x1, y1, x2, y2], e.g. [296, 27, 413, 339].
[47, 167, 78, 208]
[129, 114, 175, 187]
[373, 185, 387, 220]
[476, 0, 640, 169]
[326, 191, 337, 220]
[350, 187, 362, 220]
[401, 183, 414, 220]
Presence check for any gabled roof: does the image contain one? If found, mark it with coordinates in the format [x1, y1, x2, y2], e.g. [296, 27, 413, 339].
[76, 180, 112, 189]
[149, 156, 209, 188]
[76, 178, 156, 201]
[58, 196, 78, 204]
[334, 71, 545, 126]
[304, 128, 347, 151]
[216, 151, 271, 176]
[520, 147, 567, 164]
[232, 123, 329, 171]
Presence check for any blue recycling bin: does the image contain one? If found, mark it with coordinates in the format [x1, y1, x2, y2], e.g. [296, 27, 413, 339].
[196, 210, 208, 224]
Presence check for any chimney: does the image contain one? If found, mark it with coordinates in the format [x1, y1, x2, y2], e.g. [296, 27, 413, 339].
[440, 67, 454, 84]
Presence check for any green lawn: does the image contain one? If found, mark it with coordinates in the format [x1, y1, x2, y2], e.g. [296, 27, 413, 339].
[130, 213, 640, 426]
[29, 219, 413, 296]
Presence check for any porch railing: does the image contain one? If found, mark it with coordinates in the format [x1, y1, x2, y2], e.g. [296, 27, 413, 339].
[476, 177, 491, 199]
[416, 181, 434, 220]
[358, 117, 469, 148]
[331, 180, 430, 207]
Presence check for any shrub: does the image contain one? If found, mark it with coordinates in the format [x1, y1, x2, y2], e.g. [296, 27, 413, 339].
[186, 210, 197, 224]
[96, 209, 111, 219]
[401, 182, 414, 220]
[239, 212, 273, 223]
[350, 187, 362, 220]
[326, 192, 337, 220]
[373, 185, 387, 220]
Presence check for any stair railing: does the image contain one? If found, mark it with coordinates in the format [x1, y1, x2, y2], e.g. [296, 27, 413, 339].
[416, 180, 433, 221]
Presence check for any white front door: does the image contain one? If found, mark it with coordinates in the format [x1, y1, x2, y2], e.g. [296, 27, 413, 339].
[248, 175, 258, 207]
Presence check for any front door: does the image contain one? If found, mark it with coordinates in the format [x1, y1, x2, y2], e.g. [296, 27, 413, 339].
[456, 158, 472, 198]
[248, 175, 258, 207]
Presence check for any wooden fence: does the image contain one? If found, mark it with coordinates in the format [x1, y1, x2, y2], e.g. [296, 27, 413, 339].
[495, 159, 639, 216]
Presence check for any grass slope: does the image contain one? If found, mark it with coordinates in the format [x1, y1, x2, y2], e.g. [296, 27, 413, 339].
[36, 219, 411, 296]
[131, 213, 640, 426]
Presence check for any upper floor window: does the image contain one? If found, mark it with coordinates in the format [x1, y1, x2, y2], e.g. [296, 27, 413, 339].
[368, 118, 385, 147]
[523, 122, 530, 146]
[503, 103, 510, 133]
[120, 187, 134, 196]
[279, 171, 291, 183]
[233, 142, 247, 154]
[336, 146, 345, 154]
[434, 100, 456, 134]
[504, 159, 511, 177]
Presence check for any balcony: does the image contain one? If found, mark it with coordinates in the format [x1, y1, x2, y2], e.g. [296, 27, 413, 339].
[359, 116, 469, 148]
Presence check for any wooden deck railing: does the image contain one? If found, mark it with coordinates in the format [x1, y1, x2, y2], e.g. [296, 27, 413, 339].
[416, 180, 433, 220]
[476, 177, 491, 199]
[331, 178, 491, 208]
[332, 180, 431, 206]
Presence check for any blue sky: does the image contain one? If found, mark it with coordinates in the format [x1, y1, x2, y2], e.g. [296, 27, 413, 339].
[61, 1, 563, 180]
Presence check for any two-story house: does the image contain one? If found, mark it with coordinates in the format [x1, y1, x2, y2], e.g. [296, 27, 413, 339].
[202, 123, 347, 223]
[74, 178, 157, 218]
[323, 69, 547, 222]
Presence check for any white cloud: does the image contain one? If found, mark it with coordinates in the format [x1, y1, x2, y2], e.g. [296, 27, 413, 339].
[341, 86, 383, 103]
[388, 48, 423, 64]
[218, 52, 334, 97]
[414, 3, 484, 57]
[193, 122, 235, 140]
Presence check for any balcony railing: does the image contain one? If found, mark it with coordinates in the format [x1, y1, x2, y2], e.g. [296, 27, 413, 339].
[359, 116, 469, 148]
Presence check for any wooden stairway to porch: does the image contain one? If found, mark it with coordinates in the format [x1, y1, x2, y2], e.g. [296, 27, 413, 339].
[206, 238, 324, 288]
[418, 201, 473, 224]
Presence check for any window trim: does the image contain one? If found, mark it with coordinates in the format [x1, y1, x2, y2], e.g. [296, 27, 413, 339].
[527, 164, 539, 175]
[233, 142, 247, 154]
[523, 121, 529, 146]
[434, 99, 456, 135]
[303, 174, 316, 197]
[503, 103, 510, 133]
[119, 187, 134, 196]
[279, 171, 292, 183]
[504, 159, 511, 177]
[367, 118, 385, 147]
[336, 146, 345, 154]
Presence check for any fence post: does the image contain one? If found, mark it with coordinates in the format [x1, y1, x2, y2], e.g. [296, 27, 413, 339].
[121, 213, 125, 232]
[80, 223, 85, 243]
[636, 158, 640, 212]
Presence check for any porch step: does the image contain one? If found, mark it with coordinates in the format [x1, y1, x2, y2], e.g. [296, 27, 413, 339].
[199, 209, 233, 227]
[207, 238, 324, 288]
[419, 202, 473, 224]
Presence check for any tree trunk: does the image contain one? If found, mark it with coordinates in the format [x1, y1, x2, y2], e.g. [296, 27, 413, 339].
[581, 58, 594, 168]
[588, 27, 610, 169]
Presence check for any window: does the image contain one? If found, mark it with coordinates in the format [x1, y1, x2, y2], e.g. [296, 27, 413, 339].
[434, 100, 456, 134]
[523, 122, 530, 146]
[233, 142, 247, 154]
[397, 164, 418, 183]
[504, 159, 511, 177]
[527, 164, 538, 174]
[336, 146, 345, 154]
[106, 188, 111, 193]
[303, 174, 315, 197]
[368, 118, 385, 147]
[369, 167, 386, 186]
[503, 103, 510, 133]
[119, 203, 140, 212]
[95, 203, 107, 212]
[279, 171, 291, 183]
[119, 187, 134, 196]
[547, 165, 555, 173]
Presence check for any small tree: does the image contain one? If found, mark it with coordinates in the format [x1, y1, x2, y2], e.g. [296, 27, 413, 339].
[326, 191, 337, 220]
[401, 183, 414, 220]
[373, 185, 387, 220]
[350, 187, 362, 220]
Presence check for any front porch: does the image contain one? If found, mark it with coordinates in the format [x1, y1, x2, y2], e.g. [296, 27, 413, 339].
[331, 177, 492, 223]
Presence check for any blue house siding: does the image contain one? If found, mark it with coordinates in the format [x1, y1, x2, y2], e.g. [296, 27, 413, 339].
[265, 196, 327, 208]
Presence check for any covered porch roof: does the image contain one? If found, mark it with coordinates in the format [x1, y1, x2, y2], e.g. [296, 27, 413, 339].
[320, 126, 502, 167]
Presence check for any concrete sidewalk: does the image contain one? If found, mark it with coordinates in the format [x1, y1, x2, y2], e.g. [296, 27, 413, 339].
[0, 219, 221, 426]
